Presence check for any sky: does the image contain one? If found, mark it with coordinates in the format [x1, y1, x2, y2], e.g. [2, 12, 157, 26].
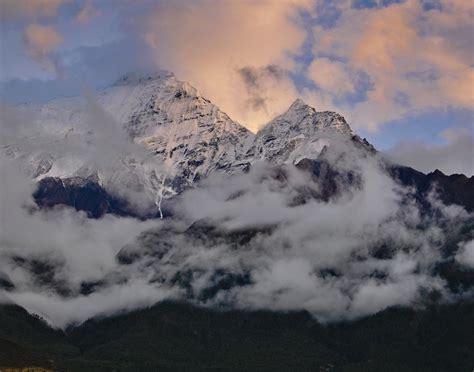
[0, 0, 473, 174]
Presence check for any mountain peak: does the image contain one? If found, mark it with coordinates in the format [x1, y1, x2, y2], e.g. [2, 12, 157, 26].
[113, 71, 176, 87]
[246, 100, 361, 164]
[268, 99, 354, 137]
[111, 71, 205, 105]
[289, 98, 310, 109]
[286, 98, 316, 115]
[6, 70, 373, 207]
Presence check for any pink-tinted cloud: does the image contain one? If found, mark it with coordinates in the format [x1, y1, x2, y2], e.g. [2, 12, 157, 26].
[308, 57, 355, 96]
[140, 0, 312, 130]
[311, 0, 474, 130]
[23, 24, 63, 75]
[134, 0, 473, 132]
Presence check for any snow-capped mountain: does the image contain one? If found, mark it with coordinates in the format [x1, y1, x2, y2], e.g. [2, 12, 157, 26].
[246, 98, 373, 165]
[104, 73, 254, 181]
[2, 72, 375, 216]
[2, 73, 255, 214]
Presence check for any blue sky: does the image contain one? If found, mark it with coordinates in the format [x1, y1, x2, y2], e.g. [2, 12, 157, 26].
[0, 0, 472, 174]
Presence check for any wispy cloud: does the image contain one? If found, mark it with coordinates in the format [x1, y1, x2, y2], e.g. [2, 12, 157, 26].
[76, 0, 100, 24]
[140, 0, 311, 130]
[124, 0, 474, 131]
[22, 24, 63, 75]
[3, 0, 473, 135]
[310, 0, 474, 130]
[0, 0, 63, 21]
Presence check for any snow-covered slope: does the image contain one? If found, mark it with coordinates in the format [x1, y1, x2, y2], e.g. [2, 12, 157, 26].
[103, 73, 254, 172]
[98, 73, 255, 197]
[246, 98, 372, 165]
[3, 73, 254, 211]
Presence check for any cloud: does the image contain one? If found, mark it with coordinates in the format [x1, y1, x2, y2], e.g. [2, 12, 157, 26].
[385, 128, 474, 176]
[0, 0, 63, 21]
[166, 156, 462, 319]
[237, 65, 289, 112]
[308, 57, 355, 96]
[0, 130, 471, 328]
[0, 38, 156, 104]
[139, 0, 311, 130]
[7, 280, 177, 328]
[22, 24, 63, 75]
[112, 141, 468, 323]
[76, 0, 100, 24]
[127, 0, 473, 132]
[455, 240, 474, 269]
[0, 151, 161, 327]
[1, 91, 168, 213]
[5, 0, 473, 135]
[310, 0, 474, 130]
[1, 0, 473, 329]
[0, 96, 172, 294]
[0, 127, 167, 328]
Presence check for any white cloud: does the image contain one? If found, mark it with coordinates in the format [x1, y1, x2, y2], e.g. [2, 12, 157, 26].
[456, 240, 474, 269]
[0, 135, 469, 327]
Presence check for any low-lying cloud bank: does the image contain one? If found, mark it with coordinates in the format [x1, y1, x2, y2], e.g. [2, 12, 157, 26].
[1, 130, 472, 328]
[135, 151, 472, 322]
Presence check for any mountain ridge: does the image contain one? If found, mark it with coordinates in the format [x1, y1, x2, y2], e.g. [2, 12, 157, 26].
[3, 72, 472, 218]
[1, 74, 473, 358]
[3, 73, 371, 215]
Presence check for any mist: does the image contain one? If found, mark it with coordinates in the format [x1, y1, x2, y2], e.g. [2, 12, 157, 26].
[0, 96, 472, 329]
[128, 148, 470, 322]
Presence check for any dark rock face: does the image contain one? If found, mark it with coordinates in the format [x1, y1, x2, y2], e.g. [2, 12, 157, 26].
[33, 176, 163, 219]
[0, 272, 14, 291]
[295, 158, 361, 202]
[295, 156, 473, 213]
[33, 177, 109, 218]
[9, 256, 70, 297]
[32, 178, 70, 208]
[426, 170, 474, 211]
[79, 280, 105, 296]
[389, 166, 474, 212]
[116, 220, 273, 301]
[294, 159, 473, 213]
[32, 157, 472, 220]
